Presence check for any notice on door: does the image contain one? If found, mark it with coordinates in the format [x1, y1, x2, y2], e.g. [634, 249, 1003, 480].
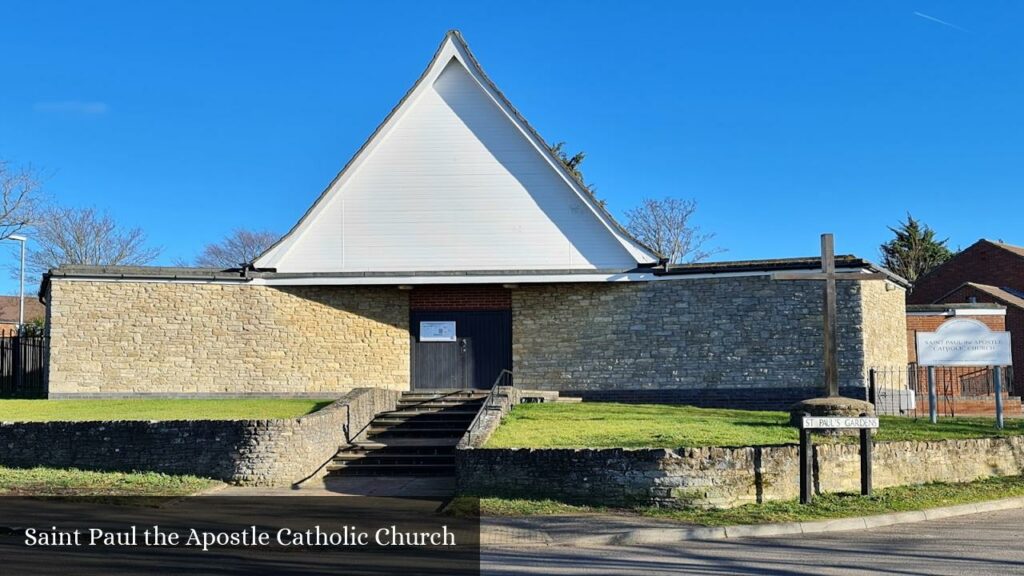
[420, 321, 456, 342]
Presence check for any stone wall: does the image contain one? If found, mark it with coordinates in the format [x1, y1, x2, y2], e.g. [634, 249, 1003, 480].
[456, 435, 1024, 509]
[860, 280, 908, 370]
[512, 277, 901, 405]
[0, 387, 400, 486]
[46, 281, 410, 396]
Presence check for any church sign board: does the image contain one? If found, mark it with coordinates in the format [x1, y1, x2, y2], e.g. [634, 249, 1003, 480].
[916, 318, 1013, 367]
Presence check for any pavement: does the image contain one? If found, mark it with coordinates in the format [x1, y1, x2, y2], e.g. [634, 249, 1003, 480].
[481, 496, 1024, 546]
[6, 475, 1024, 574]
[482, 507, 1024, 575]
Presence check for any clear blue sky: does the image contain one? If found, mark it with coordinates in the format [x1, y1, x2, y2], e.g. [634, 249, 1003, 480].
[2, 1, 1021, 294]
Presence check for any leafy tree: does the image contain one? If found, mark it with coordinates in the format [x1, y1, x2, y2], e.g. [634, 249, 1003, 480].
[880, 214, 953, 283]
[22, 317, 45, 337]
[192, 229, 278, 268]
[27, 206, 160, 277]
[625, 197, 719, 264]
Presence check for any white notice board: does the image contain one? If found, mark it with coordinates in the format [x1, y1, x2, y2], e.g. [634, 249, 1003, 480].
[420, 321, 456, 342]
[916, 318, 1012, 367]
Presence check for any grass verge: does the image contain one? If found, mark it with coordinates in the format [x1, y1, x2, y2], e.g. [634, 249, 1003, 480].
[0, 399, 335, 422]
[484, 403, 1024, 448]
[452, 475, 1024, 526]
[0, 466, 219, 497]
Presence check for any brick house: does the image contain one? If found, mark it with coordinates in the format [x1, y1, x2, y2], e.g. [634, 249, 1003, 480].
[39, 31, 910, 408]
[0, 296, 45, 333]
[909, 239, 1024, 390]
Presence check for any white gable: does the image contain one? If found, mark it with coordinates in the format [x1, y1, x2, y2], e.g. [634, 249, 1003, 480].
[255, 32, 657, 274]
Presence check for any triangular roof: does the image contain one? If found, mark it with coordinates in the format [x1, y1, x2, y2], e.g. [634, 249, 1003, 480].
[985, 239, 1024, 258]
[254, 30, 658, 274]
[939, 282, 1024, 310]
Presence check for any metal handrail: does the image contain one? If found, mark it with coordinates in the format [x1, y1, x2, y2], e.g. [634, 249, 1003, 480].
[465, 369, 513, 445]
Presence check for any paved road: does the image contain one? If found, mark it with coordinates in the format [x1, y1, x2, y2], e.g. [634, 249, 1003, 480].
[482, 508, 1024, 575]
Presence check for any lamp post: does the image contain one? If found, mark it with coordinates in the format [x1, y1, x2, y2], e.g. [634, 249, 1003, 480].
[8, 234, 26, 332]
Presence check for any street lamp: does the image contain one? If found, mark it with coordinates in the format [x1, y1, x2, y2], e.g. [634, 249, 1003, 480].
[8, 234, 26, 331]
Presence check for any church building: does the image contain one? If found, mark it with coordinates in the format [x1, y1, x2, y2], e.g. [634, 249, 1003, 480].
[41, 31, 909, 409]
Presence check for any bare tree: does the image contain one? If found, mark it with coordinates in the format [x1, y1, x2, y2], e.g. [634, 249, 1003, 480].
[192, 229, 278, 268]
[0, 160, 46, 240]
[625, 197, 720, 264]
[27, 206, 161, 276]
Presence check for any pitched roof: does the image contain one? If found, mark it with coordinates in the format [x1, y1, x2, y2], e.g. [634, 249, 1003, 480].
[253, 31, 658, 274]
[987, 239, 1024, 258]
[944, 282, 1024, 310]
[0, 295, 45, 324]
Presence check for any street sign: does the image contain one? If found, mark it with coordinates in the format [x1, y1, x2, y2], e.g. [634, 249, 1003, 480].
[795, 412, 877, 504]
[801, 416, 879, 429]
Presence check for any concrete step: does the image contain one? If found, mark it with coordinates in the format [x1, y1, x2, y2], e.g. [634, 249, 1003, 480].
[395, 401, 484, 410]
[399, 389, 487, 393]
[373, 417, 478, 427]
[332, 452, 454, 462]
[350, 438, 461, 449]
[368, 429, 466, 439]
[379, 408, 479, 417]
[339, 445, 456, 457]
[327, 463, 454, 476]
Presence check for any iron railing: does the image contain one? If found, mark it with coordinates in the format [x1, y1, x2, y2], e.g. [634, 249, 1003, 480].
[465, 369, 513, 445]
[0, 333, 46, 399]
[869, 364, 1015, 418]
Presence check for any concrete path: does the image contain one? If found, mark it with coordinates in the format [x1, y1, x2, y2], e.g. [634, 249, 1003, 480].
[483, 507, 1024, 575]
[207, 475, 455, 498]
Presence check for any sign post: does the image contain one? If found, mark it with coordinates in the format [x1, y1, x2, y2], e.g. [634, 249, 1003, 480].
[927, 366, 938, 424]
[916, 318, 1012, 427]
[799, 422, 813, 505]
[798, 414, 878, 504]
[994, 367, 1005, 430]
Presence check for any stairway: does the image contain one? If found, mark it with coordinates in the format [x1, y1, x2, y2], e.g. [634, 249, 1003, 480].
[327, 390, 489, 477]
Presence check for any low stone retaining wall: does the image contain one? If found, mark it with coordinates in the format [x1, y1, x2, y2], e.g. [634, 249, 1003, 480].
[0, 387, 400, 486]
[456, 436, 1024, 509]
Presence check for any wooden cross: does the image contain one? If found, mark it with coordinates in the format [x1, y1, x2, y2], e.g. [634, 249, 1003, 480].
[772, 234, 888, 397]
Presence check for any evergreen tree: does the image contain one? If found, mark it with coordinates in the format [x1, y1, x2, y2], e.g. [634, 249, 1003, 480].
[880, 214, 954, 283]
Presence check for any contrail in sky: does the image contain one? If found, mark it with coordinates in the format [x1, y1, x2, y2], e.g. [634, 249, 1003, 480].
[914, 11, 969, 32]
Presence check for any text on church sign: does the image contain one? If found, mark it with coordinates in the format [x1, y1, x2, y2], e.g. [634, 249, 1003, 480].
[916, 318, 1012, 367]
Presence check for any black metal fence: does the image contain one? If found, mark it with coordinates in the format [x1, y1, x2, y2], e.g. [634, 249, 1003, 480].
[869, 364, 1016, 418]
[0, 333, 47, 398]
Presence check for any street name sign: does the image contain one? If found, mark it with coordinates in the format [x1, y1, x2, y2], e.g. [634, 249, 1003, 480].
[801, 416, 879, 429]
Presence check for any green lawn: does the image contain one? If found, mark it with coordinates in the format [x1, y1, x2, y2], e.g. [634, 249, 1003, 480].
[484, 402, 1024, 448]
[454, 474, 1024, 526]
[0, 466, 218, 496]
[0, 398, 334, 422]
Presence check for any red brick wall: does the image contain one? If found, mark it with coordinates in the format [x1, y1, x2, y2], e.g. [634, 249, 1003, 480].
[409, 285, 511, 311]
[910, 241, 1024, 304]
[939, 286, 1023, 392]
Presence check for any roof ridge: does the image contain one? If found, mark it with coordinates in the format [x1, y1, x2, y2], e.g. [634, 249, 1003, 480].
[940, 282, 1024, 309]
[982, 238, 1024, 257]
